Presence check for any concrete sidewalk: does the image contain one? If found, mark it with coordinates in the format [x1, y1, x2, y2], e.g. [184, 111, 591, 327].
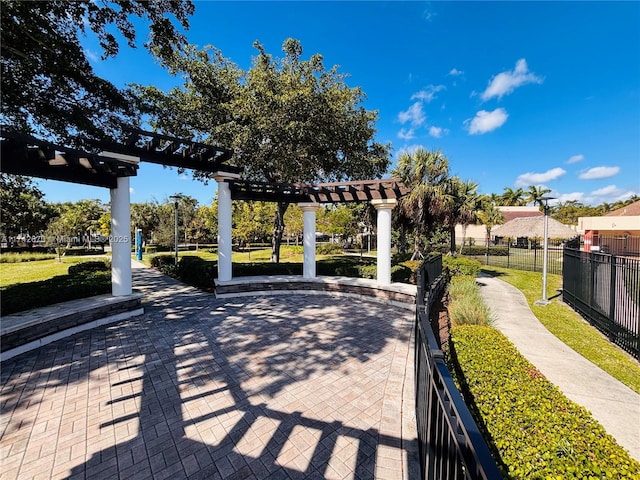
[476, 272, 640, 461]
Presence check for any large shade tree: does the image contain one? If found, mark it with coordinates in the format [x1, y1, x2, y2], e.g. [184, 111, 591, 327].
[0, 174, 56, 239]
[0, 0, 194, 144]
[135, 38, 390, 262]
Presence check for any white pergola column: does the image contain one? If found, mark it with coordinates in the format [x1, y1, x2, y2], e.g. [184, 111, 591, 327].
[299, 203, 321, 279]
[110, 176, 132, 296]
[214, 171, 241, 281]
[372, 199, 397, 286]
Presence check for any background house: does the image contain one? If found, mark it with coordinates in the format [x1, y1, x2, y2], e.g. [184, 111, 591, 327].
[578, 200, 640, 256]
[456, 206, 542, 246]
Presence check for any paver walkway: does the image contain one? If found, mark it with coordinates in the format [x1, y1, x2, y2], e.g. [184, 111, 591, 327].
[1, 265, 419, 480]
[477, 272, 640, 462]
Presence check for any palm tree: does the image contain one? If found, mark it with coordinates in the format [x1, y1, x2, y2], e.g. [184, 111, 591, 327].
[392, 148, 451, 259]
[446, 177, 480, 254]
[476, 199, 504, 247]
[500, 186, 526, 206]
[526, 185, 552, 207]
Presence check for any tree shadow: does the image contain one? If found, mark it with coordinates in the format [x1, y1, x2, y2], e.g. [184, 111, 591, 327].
[1, 267, 418, 478]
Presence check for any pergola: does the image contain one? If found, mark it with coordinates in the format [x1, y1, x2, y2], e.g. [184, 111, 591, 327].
[1, 126, 408, 295]
[1, 126, 235, 296]
[216, 176, 408, 284]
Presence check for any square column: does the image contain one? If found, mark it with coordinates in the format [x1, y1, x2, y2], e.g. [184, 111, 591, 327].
[214, 171, 241, 282]
[110, 176, 132, 296]
[372, 199, 397, 286]
[299, 203, 321, 279]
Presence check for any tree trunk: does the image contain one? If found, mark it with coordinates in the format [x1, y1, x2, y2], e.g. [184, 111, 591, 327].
[459, 224, 467, 255]
[271, 202, 289, 263]
[449, 225, 456, 255]
[410, 234, 423, 260]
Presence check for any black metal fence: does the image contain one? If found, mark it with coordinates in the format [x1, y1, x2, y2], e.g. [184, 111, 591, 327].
[415, 256, 502, 479]
[462, 238, 570, 275]
[563, 248, 640, 359]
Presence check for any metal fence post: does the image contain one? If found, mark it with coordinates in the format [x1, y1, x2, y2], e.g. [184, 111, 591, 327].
[609, 255, 617, 342]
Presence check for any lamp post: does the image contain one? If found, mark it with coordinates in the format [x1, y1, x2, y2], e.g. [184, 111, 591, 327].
[535, 196, 555, 306]
[169, 194, 183, 266]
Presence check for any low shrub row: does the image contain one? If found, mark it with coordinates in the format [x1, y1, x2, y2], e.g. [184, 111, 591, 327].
[68, 260, 110, 275]
[148, 254, 423, 288]
[0, 252, 57, 263]
[443, 255, 482, 278]
[450, 325, 640, 479]
[316, 243, 344, 255]
[460, 245, 509, 256]
[1, 270, 111, 315]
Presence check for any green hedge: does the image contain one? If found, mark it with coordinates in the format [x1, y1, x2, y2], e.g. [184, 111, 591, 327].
[443, 256, 482, 278]
[149, 254, 420, 289]
[450, 325, 640, 479]
[68, 260, 110, 275]
[1, 271, 111, 315]
[177, 256, 217, 290]
[316, 243, 343, 255]
[150, 254, 177, 276]
[460, 245, 509, 256]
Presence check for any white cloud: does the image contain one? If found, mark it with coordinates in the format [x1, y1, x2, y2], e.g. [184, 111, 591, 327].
[396, 144, 426, 157]
[428, 126, 449, 138]
[84, 49, 100, 63]
[411, 85, 446, 103]
[129, 187, 135, 194]
[591, 184, 618, 196]
[449, 68, 464, 76]
[480, 59, 543, 101]
[398, 102, 426, 127]
[556, 192, 585, 203]
[397, 128, 415, 140]
[179, 174, 190, 180]
[465, 108, 508, 135]
[578, 166, 620, 180]
[515, 167, 566, 186]
[567, 154, 584, 164]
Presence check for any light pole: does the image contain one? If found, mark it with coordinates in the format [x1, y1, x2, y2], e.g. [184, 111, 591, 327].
[535, 196, 555, 306]
[169, 194, 183, 266]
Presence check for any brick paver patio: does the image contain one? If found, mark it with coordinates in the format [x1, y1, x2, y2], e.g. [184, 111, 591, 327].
[1, 267, 418, 479]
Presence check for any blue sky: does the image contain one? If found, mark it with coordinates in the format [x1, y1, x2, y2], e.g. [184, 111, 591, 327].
[37, 1, 640, 207]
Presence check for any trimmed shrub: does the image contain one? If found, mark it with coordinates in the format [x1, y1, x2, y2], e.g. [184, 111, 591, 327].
[450, 325, 640, 479]
[144, 245, 158, 254]
[316, 243, 343, 255]
[399, 260, 421, 284]
[460, 245, 509, 256]
[68, 260, 110, 275]
[443, 255, 482, 278]
[177, 256, 217, 290]
[64, 247, 105, 256]
[150, 254, 177, 277]
[358, 265, 377, 279]
[233, 262, 302, 277]
[1, 271, 111, 315]
[391, 264, 412, 283]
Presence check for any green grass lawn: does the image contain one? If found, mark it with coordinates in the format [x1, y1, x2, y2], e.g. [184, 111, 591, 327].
[481, 265, 640, 394]
[0, 256, 106, 287]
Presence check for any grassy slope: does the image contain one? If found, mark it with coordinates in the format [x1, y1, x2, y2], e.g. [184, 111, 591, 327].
[481, 266, 640, 394]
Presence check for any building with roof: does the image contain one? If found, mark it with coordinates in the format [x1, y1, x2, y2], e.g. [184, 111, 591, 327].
[578, 200, 640, 256]
[455, 206, 543, 246]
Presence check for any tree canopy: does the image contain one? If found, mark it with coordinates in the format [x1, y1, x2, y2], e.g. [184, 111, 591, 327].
[0, 0, 194, 144]
[136, 38, 390, 261]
